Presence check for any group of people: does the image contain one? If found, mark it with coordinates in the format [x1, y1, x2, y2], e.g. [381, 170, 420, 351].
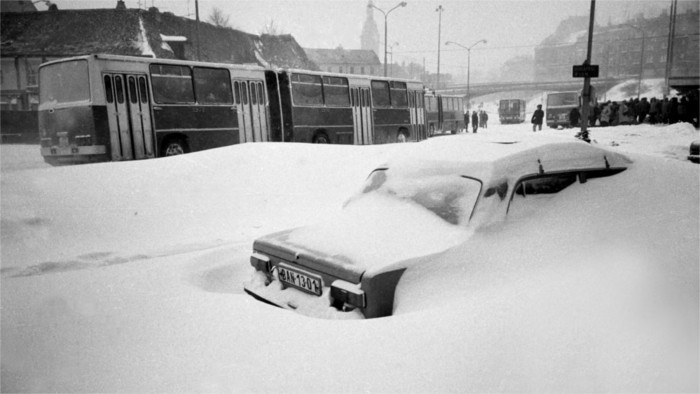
[568, 91, 699, 128]
[463, 110, 489, 133]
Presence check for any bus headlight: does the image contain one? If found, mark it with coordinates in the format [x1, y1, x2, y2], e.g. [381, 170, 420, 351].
[331, 280, 366, 309]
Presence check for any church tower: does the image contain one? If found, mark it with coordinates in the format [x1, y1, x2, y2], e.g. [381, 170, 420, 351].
[361, 0, 381, 58]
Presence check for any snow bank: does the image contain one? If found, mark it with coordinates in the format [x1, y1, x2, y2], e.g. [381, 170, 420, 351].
[1, 123, 698, 392]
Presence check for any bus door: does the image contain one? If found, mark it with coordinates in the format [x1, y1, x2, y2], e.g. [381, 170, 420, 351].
[351, 87, 373, 144]
[103, 73, 154, 160]
[234, 80, 268, 143]
[408, 91, 424, 140]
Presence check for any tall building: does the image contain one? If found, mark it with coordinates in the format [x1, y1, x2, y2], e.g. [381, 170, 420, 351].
[360, 0, 381, 58]
[534, 7, 699, 91]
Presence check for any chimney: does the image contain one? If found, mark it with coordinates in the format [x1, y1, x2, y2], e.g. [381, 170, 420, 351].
[116, 1, 126, 10]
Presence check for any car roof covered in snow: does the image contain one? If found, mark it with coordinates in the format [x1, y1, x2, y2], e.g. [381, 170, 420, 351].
[382, 132, 632, 185]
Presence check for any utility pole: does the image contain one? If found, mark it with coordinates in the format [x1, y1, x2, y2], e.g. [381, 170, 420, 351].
[578, 0, 596, 143]
[664, 0, 677, 96]
[195, 0, 201, 61]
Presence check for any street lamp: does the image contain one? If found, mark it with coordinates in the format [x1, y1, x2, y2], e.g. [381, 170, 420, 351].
[623, 24, 646, 99]
[435, 5, 443, 90]
[371, 1, 407, 77]
[445, 39, 487, 111]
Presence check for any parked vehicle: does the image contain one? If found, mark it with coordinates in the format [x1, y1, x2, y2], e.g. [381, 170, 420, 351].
[38, 54, 428, 165]
[545, 91, 579, 128]
[498, 99, 526, 124]
[425, 92, 465, 135]
[243, 133, 631, 319]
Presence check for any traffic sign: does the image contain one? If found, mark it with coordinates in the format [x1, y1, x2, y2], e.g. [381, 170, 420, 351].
[573, 64, 599, 78]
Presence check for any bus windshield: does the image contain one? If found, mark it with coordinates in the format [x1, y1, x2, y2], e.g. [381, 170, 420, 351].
[547, 93, 578, 107]
[39, 59, 90, 105]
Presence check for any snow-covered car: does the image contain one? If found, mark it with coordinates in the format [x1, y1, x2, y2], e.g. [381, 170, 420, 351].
[688, 140, 700, 163]
[243, 133, 632, 319]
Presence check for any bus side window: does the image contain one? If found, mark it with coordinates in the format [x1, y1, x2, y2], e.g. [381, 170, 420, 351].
[251, 82, 258, 105]
[390, 81, 407, 107]
[257, 82, 264, 105]
[138, 76, 148, 104]
[104, 75, 113, 103]
[128, 76, 138, 104]
[115, 76, 124, 104]
[371, 80, 390, 107]
[241, 82, 248, 105]
[291, 73, 323, 106]
[193, 67, 232, 105]
[233, 81, 240, 104]
[323, 76, 350, 107]
[149, 64, 194, 104]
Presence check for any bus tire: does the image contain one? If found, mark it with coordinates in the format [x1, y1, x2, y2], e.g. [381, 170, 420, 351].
[397, 129, 409, 143]
[312, 132, 330, 144]
[161, 138, 188, 156]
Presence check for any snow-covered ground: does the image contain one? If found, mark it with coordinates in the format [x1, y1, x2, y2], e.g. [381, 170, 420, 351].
[1, 118, 697, 392]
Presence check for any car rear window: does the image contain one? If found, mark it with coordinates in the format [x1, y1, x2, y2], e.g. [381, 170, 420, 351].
[357, 169, 482, 225]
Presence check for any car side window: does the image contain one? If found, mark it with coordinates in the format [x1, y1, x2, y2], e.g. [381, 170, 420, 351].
[507, 172, 577, 219]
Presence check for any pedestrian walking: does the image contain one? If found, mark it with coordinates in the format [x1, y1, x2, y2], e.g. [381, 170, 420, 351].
[471, 111, 479, 133]
[463, 111, 469, 133]
[600, 103, 612, 126]
[482, 111, 489, 128]
[531, 104, 544, 131]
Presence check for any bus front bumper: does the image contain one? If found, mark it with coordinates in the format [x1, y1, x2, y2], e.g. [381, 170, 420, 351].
[41, 145, 108, 165]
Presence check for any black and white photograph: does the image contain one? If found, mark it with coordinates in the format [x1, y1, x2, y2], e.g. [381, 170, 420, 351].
[1, 0, 698, 392]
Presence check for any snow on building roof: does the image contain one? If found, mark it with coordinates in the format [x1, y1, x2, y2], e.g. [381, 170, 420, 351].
[0, 8, 317, 69]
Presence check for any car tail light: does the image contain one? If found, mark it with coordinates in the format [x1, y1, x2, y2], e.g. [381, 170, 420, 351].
[331, 280, 366, 309]
[250, 252, 271, 272]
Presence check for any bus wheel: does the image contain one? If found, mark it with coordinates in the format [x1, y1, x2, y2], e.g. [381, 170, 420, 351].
[162, 139, 188, 156]
[397, 129, 409, 143]
[312, 132, 330, 144]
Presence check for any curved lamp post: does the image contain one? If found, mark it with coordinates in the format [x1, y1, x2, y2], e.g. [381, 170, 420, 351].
[371, 2, 407, 77]
[445, 39, 486, 111]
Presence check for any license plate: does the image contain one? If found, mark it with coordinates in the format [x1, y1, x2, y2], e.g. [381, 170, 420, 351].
[277, 263, 323, 296]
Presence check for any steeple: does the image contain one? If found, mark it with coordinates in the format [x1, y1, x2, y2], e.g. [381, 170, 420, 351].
[361, 0, 381, 58]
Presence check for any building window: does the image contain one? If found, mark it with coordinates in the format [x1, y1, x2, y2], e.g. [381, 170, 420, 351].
[361, 67, 365, 74]
[350, 66, 355, 74]
[339, 66, 343, 73]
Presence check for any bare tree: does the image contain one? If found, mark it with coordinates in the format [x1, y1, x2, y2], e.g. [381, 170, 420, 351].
[260, 19, 284, 35]
[208, 7, 230, 28]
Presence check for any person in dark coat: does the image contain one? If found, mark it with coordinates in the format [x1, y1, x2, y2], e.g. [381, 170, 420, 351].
[531, 104, 544, 131]
[471, 111, 479, 133]
[569, 107, 580, 127]
[463, 111, 469, 132]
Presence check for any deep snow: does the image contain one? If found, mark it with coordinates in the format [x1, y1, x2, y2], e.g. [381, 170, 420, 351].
[1, 119, 698, 391]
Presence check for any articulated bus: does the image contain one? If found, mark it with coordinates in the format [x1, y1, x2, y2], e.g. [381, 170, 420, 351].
[425, 92, 465, 135]
[498, 99, 526, 124]
[39, 54, 427, 165]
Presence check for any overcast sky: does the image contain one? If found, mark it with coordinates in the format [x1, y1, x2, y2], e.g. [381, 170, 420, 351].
[37, 0, 697, 80]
